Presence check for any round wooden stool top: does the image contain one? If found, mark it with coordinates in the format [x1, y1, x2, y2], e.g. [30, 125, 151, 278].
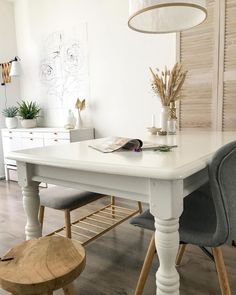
[0, 236, 86, 295]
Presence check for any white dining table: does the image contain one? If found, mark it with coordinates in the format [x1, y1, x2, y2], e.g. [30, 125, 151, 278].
[7, 130, 236, 295]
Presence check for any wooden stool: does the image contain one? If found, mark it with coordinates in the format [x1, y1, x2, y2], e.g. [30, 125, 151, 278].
[0, 236, 86, 295]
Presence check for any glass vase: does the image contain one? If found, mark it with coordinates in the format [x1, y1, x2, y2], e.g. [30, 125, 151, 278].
[168, 118, 177, 135]
[168, 102, 177, 135]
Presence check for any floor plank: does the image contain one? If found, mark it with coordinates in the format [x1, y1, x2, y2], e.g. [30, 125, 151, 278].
[0, 181, 235, 295]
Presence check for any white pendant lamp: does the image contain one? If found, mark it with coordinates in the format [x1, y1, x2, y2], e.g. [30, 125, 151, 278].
[128, 0, 207, 33]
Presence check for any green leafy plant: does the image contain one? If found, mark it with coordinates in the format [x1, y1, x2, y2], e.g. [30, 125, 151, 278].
[2, 106, 18, 118]
[17, 101, 41, 119]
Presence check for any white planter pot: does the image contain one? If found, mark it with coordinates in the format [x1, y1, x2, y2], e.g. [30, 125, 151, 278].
[21, 119, 37, 128]
[5, 117, 18, 129]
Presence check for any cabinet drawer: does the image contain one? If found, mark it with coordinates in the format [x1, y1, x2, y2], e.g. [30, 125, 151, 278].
[2, 136, 21, 165]
[44, 131, 70, 140]
[44, 138, 70, 146]
[21, 137, 44, 149]
[19, 131, 44, 139]
[2, 130, 20, 138]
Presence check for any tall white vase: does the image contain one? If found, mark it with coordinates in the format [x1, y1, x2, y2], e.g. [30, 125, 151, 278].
[76, 110, 83, 129]
[160, 106, 169, 132]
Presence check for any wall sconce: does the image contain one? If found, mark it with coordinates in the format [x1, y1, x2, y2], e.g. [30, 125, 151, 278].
[128, 0, 207, 33]
[0, 56, 20, 86]
[9, 56, 21, 77]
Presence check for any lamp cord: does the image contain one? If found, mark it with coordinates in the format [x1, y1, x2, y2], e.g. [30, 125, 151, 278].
[4, 85, 7, 108]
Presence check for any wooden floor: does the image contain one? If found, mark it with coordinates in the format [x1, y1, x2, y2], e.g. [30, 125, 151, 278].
[0, 181, 235, 295]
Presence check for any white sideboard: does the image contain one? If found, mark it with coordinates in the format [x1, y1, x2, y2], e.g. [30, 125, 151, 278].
[1, 127, 94, 181]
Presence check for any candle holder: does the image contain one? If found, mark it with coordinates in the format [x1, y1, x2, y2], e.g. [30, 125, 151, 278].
[147, 127, 161, 135]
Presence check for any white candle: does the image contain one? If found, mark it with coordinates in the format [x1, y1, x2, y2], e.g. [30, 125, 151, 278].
[152, 114, 155, 127]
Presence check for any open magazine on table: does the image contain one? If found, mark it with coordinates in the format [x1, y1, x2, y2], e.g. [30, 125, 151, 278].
[88, 137, 177, 153]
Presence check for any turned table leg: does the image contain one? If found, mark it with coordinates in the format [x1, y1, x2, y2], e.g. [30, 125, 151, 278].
[150, 179, 184, 295]
[154, 218, 180, 294]
[22, 184, 42, 240]
[17, 162, 42, 240]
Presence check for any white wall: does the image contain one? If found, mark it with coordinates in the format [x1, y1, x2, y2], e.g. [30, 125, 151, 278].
[0, 0, 20, 177]
[14, 0, 176, 138]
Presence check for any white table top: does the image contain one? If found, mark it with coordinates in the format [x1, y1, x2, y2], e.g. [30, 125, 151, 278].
[7, 131, 236, 180]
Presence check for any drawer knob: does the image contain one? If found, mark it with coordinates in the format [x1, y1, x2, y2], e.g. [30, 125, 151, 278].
[30, 138, 33, 141]
[54, 132, 58, 135]
[54, 139, 58, 142]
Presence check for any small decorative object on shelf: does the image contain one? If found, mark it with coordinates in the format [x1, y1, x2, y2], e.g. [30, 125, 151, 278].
[64, 109, 76, 130]
[150, 62, 188, 134]
[158, 130, 167, 136]
[75, 98, 86, 129]
[147, 127, 161, 135]
[2, 106, 18, 129]
[17, 100, 41, 128]
[147, 114, 161, 135]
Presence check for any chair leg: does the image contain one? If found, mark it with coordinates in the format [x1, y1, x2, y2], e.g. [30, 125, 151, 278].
[134, 235, 156, 295]
[38, 206, 45, 226]
[138, 202, 143, 213]
[64, 209, 72, 239]
[111, 196, 115, 218]
[212, 247, 231, 295]
[63, 283, 75, 295]
[176, 244, 187, 266]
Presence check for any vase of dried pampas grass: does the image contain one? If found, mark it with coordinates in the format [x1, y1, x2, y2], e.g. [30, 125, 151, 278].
[150, 63, 188, 134]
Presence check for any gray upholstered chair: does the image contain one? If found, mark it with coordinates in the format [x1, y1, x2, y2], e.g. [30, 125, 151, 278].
[130, 140, 236, 295]
[39, 187, 104, 238]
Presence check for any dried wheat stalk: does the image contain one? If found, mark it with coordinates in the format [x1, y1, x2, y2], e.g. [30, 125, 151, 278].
[150, 63, 188, 106]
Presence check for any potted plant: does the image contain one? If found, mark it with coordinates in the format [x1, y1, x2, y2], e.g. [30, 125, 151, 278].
[17, 100, 41, 128]
[2, 106, 18, 129]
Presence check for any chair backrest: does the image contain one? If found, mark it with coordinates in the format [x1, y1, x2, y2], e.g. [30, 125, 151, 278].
[208, 140, 236, 245]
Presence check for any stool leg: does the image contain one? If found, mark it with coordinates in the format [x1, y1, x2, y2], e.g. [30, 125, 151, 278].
[39, 206, 45, 226]
[111, 196, 115, 205]
[63, 283, 75, 295]
[64, 209, 72, 238]
[138, 202, 143, 213]
[111, 196, 115, 218]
